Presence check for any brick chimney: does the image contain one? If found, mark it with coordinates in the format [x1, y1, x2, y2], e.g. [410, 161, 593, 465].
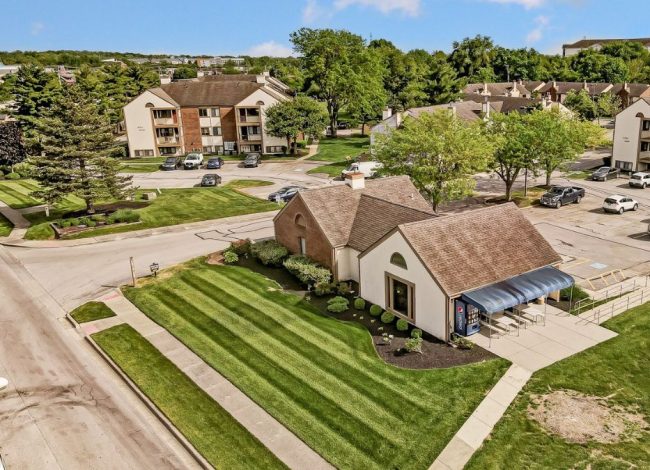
[345, 172, 365, 190]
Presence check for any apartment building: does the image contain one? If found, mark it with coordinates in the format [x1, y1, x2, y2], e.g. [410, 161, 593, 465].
[612, 98, 650, 172]
[123, 73, 292, 158]
[563, 38, 650, 57]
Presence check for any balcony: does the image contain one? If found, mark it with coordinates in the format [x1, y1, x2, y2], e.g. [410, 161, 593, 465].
[639, 151, 650, 163]
[157, 136, 180, 145]
[239, 115, 260, 124]
[239, 134, 261, 142]
[153, 117, 178, 126]
[642, 130, 650, 139]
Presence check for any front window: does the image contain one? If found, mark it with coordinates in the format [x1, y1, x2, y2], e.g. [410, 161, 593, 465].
[642, 142, 649, 152]
[211, 107, 220, 117]
[199, 108, 209, 117]
[201, 127, 211, 136]
[643, 120, 650, 131]
[213, 126, 222, 136]
[386, 274, 414, 320]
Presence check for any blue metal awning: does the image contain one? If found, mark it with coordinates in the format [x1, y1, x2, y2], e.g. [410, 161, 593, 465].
[461, 266, 574, 314]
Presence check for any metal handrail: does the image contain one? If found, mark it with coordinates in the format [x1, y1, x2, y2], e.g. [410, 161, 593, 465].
[572, 276, 649, 315]
[577, 285, 649, 325]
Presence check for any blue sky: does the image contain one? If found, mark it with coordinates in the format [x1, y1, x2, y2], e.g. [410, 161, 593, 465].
[3, 0, 647, 56]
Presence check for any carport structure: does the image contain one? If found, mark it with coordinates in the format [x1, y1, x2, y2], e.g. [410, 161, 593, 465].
[461, 266, 575, 346]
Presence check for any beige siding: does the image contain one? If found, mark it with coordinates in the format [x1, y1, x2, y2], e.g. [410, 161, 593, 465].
[123, 91, 176, 158]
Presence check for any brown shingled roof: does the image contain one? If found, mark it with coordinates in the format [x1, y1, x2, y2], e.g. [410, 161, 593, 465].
[610, 83, 650, 97]
[407, 101, 485, 122]
[294, 176, 433, 247]
[159, 80, 264, 106]
[564, 38, 650, 48]
[397, 203, 561, 295]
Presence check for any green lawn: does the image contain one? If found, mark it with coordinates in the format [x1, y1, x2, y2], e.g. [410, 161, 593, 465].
[25, 187, 278, 240]
[92, 324, 286, 470]
[119, 157, 165, 173]
[123, 261, 509, 470]
[0, 179, 85, 209]
[224, 179, 274, 189]
[307, 135, 370, 176]
[467, 303, 650, 470]
[0, 213, 12, 236]
[69, 301, 116, 323]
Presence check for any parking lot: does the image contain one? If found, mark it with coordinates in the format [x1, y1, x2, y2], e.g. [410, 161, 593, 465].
[525, 174, 650, 287]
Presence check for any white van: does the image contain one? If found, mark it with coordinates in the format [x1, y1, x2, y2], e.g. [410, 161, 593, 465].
[183, 152, 204, 170]
[341, 161, 382, 179]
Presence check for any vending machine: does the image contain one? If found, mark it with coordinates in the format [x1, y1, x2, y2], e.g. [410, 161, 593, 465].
[454, 300, 480, 336]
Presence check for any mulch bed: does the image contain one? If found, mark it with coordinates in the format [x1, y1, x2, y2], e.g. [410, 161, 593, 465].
[235, 255, 498, 369]
[63, 201, 149, 219]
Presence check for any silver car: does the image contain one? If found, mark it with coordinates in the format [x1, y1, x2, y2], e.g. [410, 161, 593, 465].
[629, 172, 650, 188]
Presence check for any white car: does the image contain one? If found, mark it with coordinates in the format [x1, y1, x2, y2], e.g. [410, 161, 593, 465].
[340, 161, 382, 179]
[183, 152, 204, 170]
[629, 172, 650, 188]
[603, 195, 638, 214]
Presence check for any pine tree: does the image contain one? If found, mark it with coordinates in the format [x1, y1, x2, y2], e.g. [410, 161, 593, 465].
[0, 121, 26, 170]
[29, 85, 131, 213]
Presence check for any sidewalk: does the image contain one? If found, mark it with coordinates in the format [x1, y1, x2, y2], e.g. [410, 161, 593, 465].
[83, 290, 332, 470]
[0, 201, 30, 239]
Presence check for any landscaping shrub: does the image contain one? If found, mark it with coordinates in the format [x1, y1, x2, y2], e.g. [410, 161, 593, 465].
[336, 282, 352, 296]
[353, 298, 366, 310]
[411, 328, 423, 339]
[251, 240, 289, 266]
[230, 238, 252, 256]
[404, 337, 423, 353]
[85, 219, 97, 228]
[223, 250, 239, 265]
[13, 162, 33, 178]
[451, 335, 474, 350]
[327, 296, 349, 313]
[369, 304, 383, 317]
[5, 172, 20, 180]
[58, 219, 71, 228]
[283, 255, 331, 286]
[314, 281, 334, 296]
[91, 214, 105, 222]
[0, 170, 4, 179]
[108, 209, 141, 224]
[381, 311, 395, 324]
[68, 218, 80, 226]
[396, 318, 409, 331]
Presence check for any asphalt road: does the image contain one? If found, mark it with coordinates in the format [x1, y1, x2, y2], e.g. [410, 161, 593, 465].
[0, 246, 199, 470]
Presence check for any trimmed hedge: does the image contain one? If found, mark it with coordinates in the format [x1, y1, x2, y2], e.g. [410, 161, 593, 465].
[411, 328, 423, 339]
[5, 172, 21, 180]
[369, 304, 383, 317]
[353, 298, 366, 310]
[283, 255, 331, 286]
[223, 250, 239, 264]
[251, 240, 289, 266]
[327, 296, 349, 313]
[230, 239, 251, 256]
[380, 311, 395, 324]
[396, 319, 409, 331]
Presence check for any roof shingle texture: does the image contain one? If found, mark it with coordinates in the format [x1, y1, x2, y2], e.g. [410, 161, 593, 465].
[398, 203, 561, 295]
[298, 176, 433, 247]
[158, 81, 265, 107]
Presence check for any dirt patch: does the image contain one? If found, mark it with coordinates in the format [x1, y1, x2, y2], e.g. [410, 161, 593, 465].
[206, 252, 225, 265]
[528, 390, 648, 444]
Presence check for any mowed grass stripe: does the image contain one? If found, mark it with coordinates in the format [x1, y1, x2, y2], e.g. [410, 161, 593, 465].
[130, 286, 379, 468]
[191, 268, 437, 408]
[92, 324, 286, 470]
[152, 280, 398, 463]
[0, 182, 41, 208]
[124, 264, 510, 469]
[182, 273, 416, 430]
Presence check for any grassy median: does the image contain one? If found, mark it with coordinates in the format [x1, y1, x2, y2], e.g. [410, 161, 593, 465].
[69, 301, 116, 323]
[0, 213, 12, 237]
[467, 303, 650, 469]
[123, 260, 508, 470]
[92, 323, 286, 470]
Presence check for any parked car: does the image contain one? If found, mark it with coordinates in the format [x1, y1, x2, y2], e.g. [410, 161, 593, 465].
[183, 152, 204, 169]
[160, 156, 183, 171]
[267, 185, 305, 202]
[200, 173, 222, 187]
[629, 172, 650, 188]
[591, 166, 619, 181]
[603, 195, 638, 214]
[341, 161, 382, 179]
[540, 186, 585, 208]
[243, 153, 261, 168]
[206, 157, 224, 169]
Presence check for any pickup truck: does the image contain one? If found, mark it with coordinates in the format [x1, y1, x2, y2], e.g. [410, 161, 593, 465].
[540, 186, 585, 208]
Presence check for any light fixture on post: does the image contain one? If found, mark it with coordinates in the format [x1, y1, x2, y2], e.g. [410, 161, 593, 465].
[150, 262, 160, 277]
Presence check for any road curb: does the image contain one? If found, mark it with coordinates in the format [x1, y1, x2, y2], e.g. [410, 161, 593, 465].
[85, 333, 213, 470]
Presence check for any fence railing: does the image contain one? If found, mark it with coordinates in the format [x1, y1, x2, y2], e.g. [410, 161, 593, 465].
[577, 283, 650, 325]
[572, 276, 649, 316]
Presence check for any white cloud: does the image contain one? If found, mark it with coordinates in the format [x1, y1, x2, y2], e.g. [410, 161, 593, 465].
[245, 41, 294, 57]
[485, 0, 546, 9]
[303, 0, 330, 23]
[333, 0, 421, 16]
[526, 15, 549, 43]
[30, 21, 44, 36]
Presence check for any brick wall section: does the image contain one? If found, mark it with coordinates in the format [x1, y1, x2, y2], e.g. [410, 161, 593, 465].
[274, 196, 333, 269]
[219, 107, 237, 143]
[180, 108, 202, 152]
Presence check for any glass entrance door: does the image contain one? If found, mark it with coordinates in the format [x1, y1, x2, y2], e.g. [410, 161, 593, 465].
[386, 275, 414, 320]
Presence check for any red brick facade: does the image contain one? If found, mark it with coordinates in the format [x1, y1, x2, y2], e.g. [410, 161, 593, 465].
[274, 196, 333, 269]
[219, 106, 237, 143]
[180, 108, 202, 152]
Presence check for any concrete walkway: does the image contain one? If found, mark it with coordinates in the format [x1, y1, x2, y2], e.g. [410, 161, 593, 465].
[0, 201, 30, 239]
[82, 290, 333, 470]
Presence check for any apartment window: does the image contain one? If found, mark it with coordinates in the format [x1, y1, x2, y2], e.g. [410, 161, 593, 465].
[224, 141, 236, 151]
[642, 142, 650, 152]
[153, 109, 172, 119]
[643, 120, 650, 131]
[201, 127, 211, 136]
[203, 146, 214, 153]
[615, 160, 633, 170]
[211, 108, 220, 117]
[212, 126, 222, 136]
[266, 146, 286, 154]
[159, 147, 177, 155]
[134, 149, 154, 157]
[199, 108, 209, 117]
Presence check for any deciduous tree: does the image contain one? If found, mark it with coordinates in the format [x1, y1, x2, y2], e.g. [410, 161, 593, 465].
[265, 96, 328, 154]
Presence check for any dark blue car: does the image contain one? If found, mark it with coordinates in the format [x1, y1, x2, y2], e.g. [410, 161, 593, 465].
[206, 157, 224, 169]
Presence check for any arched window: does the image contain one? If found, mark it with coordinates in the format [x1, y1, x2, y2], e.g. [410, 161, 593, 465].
[295, 214, 306, 228]
[145, 102, 155, 108]
[390, 252, 407, 269]
[256, 100, 265, 106]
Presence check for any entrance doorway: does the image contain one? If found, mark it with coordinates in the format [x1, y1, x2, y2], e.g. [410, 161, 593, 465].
[386, 274, 414, 320]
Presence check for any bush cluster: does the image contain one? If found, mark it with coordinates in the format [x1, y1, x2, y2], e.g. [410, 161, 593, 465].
[230, 238, 251, 256]
[396, 318, 409, 331]
[369, 304, 383, 317]
[404, 336, 423, 353]
[411, 328, 423, 339]
[381, 311, 395, 324]
[326, 296, 349, 313]
[283, 255, 331, 286]
[353, 298, 366, 310]
[56, 209, 141, 229]
[108, 209, 140, 224]
[223, 250, 239, 264]
[251, 240, 289, 266]
[5, 172, 21, 180]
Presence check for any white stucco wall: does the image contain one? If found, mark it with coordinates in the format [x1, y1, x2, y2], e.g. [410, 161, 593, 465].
[359, 231, 449, 341]
[123, 91, 176, 158]
[335, 247, 360, 282]
[613, 99, 650, 171]
[237, 88, 288, 151]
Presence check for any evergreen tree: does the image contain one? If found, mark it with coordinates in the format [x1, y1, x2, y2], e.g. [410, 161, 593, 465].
[29, 86, 131, 213]
[0, 121, 26, 170]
